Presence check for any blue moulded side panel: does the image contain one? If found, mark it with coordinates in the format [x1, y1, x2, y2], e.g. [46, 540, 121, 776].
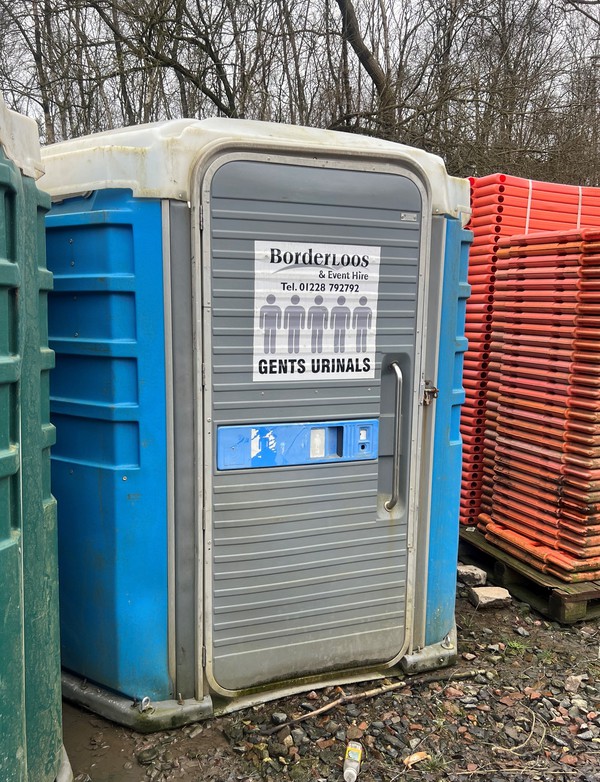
[425, 218, 471, 646]
[46, 189, 170, 701]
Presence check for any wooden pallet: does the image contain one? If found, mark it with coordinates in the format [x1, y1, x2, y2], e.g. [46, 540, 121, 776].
[458, 527, 600, 624]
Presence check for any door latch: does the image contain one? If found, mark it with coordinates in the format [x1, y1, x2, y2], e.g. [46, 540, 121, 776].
[423, 381, 439, 406]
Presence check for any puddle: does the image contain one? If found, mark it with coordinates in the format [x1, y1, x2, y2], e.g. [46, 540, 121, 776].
[62, 701, 235, 781]
[62, 703, 142, 781]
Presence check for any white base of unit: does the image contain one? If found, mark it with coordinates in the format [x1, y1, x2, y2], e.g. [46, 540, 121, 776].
[61, 672, 213, 733]
[62, 627, 458, 733]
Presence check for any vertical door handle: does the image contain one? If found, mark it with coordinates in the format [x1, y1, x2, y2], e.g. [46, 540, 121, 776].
[385, 362, 403, 511]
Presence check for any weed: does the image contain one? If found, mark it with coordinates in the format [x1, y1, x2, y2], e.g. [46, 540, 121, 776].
[421, 753, 448, 772]
[538, 649, 555, 665]
[506, 639, 529, 656]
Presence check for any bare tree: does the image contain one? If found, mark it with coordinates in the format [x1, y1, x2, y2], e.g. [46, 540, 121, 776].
[333, 0, 396, 136]
[0, 0, 598, 185]
[564, 0, 600, 25]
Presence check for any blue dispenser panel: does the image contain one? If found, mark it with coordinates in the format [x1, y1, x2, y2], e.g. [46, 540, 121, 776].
[217, 419, 379, 470]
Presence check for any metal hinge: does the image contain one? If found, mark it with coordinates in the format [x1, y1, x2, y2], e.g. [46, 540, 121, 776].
[201, 363, 206, 387]
[202, 646, 207, 667]
[423, 381, 439, 406]
[199, 205, 204, 231]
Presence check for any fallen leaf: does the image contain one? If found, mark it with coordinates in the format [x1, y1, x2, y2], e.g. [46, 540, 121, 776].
[403, 751, 431, 768]
[560, 755, 578, 766]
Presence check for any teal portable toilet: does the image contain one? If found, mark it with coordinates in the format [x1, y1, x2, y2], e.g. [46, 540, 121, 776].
[40, 120, 470, 730]
[0, 100, 71, 779]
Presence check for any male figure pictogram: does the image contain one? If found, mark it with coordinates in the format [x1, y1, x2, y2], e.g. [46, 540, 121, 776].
[283, 295, 305, 354]
[307, 295, 328, 353]
[331, 296, 351, 353]
[259, 294, 281, 354]
[352, 296, 373, 352]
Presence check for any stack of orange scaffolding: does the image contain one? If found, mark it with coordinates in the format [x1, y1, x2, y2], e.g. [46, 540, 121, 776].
[479, 228, 600, 582]
[461, 174, 600, 526]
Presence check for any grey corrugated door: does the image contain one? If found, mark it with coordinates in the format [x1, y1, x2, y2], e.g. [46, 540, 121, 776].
[202, 158, 423, 693]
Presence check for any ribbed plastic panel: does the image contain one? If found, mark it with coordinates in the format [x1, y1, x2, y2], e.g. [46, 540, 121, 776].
[46, 189, 170, 701]
[425, 217, 470, 645]
[206, 161, 420, 691]
[479, 228, 600, 582]
[460, 174, 600, 526]
[0, 145, 63, 780]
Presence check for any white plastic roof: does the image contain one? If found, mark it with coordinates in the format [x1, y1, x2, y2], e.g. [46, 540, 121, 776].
[0, 98, 43, 180]
[39, 118, 470, 223]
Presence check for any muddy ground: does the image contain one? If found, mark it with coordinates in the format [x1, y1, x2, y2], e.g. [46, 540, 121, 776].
[64, 586, 600, 782]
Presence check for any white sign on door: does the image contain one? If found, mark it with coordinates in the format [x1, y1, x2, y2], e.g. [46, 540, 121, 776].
[252, 241, 381, 382]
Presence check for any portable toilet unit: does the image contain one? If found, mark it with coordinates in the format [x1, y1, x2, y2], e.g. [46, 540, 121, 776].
[39, 119, 471, 730]
[0, 100, 71, 780]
